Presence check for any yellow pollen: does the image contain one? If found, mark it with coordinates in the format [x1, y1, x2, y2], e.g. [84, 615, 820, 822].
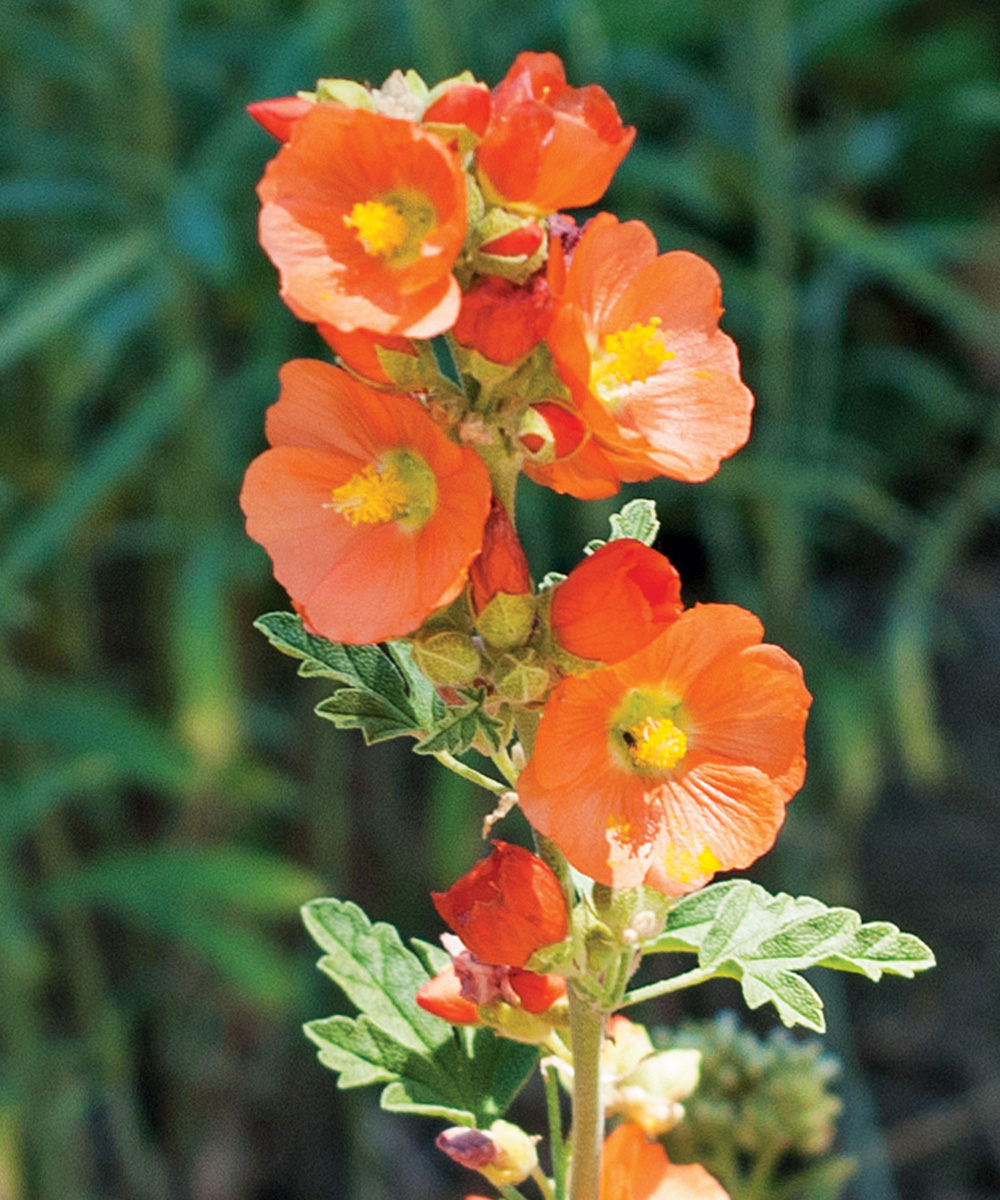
[330, 462, 410, 526]
[624, 715, 687, 771]
[343, 199, 408, 257]
[601, 318, 673, 386]
[663, 841, 721, 884]
[606, 813, 633, 841]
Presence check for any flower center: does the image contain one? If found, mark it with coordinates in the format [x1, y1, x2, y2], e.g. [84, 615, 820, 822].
[343, 199, 409, 257]
[592, 318, 674, 405]
[330, 450, 436, 530]
[622, 715, 687, 772]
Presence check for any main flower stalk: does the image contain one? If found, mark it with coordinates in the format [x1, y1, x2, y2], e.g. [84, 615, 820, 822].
[567, 982, 607, 1200]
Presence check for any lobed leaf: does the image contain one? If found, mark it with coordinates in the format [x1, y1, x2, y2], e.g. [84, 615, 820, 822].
[411, 689, 504, 756]
[303, 898, 536, 1125]
[608, 498, 660, 545]
[645, 880, 935, 1032]
[585, 497, 662, 556]
[255, 613, 427, 743]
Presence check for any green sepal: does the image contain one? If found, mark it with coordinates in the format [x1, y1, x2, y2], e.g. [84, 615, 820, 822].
[302, 899, 537, 1125]
[644, 880, 935, 1032]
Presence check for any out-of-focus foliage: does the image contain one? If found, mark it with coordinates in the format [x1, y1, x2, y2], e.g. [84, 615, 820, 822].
[2, 0, 999, 1197]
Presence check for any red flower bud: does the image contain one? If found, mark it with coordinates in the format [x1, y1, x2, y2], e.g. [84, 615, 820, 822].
[423, 82, 492, 137]
[453, 274, 552, 365]
[550, 539, 683, 663]
[479, 222, 545, 259]
[416, 965, 481, 1025]
[437, 1128, 497, 1170]
[517, 402, 585, 461]
[507, 968, 567, 1014]
[247, 95, 315, 141]
[432, 841, 568, 968]
[468, 498, 532, 614]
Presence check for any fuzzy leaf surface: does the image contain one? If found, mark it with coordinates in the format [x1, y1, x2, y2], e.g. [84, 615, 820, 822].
[645, 880, 935, 1032]
[255, 613, 428, 743]
[585, 497, 661, 555]
[302, 898, 536, 1124]
[609, 497, 660, 545]
[412, 689, 504, 756]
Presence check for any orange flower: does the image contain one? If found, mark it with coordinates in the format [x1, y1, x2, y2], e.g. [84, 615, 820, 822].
[550, 539, 683, 663]
[517, 605, 810, 893]
[601, 1123, 729, 1200]
[432, 841, 568, 967]
[547, 213, 754, 487]
[240, 359, 491, 644]
[476, 52, 635, 213]
[257, 105, 467, 337]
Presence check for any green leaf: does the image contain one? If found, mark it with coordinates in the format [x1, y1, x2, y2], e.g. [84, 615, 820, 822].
[411, 689, 504, 756]
[585, 498, 661, 556]
[646, 881, 935, 1032]
[609, 498, 660, 545]
[386, 640, 446, 730]
[302, 898, 537, 1125]
[254, 613, 427, 743]
[314, 689, 422, 744]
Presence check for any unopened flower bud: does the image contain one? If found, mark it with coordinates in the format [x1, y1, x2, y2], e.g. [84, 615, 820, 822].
[411, 630, 482, 686]
[517, 402, 585, 463]
[476, 592, 537, 651]
[437, 1121, 538, 1188]
[494, 650, 552, 704]
[601, 1017, 703, 1137]
[422, 77, 492, 138]
[247, 95, 315, 141]
[436, 1126, 497, 1170]
[454, 272, 552, 362]
[469, 499, 532, 615]
[467, 208, 549, 283]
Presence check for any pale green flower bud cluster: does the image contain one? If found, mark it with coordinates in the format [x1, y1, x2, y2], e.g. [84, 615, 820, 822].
[662, 1012, 843, 1163]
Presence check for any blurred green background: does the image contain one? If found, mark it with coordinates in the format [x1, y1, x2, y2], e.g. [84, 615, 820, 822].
[2, 0, 1000, 1196]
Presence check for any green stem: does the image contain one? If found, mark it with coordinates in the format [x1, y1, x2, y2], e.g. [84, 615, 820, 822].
[531, 1165, 556, 1200]
[493, 744, 521, 786]
[545, 1062, 568, 1200]
[432, 751, 509, 795]
[566, 983, 606, 1200]
[499, 1187, 531, 1200]
[617, 965, 718, 1008]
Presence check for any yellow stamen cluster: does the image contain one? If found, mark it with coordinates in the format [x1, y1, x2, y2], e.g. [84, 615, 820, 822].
[343, 199, 409, 257]
[331, 462, 410, 526]
[624, 715, 687, 772]
[601, 318, 673, 385]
